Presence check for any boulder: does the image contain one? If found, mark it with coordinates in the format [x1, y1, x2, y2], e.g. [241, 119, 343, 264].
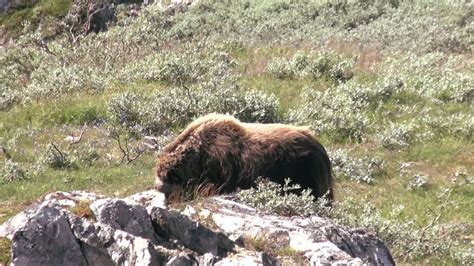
[149, 206, 234, 256]
[0, 190, 395, 265]
[10, 206, 87, 266]
[91, 198, 157, 242]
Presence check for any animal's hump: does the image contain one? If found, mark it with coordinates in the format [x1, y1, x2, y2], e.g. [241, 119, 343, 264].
[162, 114, 239, 152]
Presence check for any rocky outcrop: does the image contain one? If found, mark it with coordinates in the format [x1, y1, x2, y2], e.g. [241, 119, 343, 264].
[0, 190, 395, 265]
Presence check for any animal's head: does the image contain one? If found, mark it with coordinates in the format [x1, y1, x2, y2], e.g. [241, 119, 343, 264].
[154, 139, 202, 199]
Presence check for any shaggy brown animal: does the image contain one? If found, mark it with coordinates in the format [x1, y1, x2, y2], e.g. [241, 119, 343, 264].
[154, 114, 333, 201]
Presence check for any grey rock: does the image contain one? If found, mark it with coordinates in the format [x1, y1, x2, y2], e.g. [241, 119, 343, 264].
[166, 254, 198, 266]
[1, 190, 394, 266]
[127, 190, 167, 209]
[265, 228, 290, 250]
[67, 211, 166, 265]
[10, 206, 87, 266]
[0, 0, 10, 13]
[91, 198, 157, 242]
[205, 196, 394, 265]
[67, 213, 115, 266]
[149, 206, 234, 256]
[0, 204, 40, 240]
[198, 253, 222, 266]
[214, 252, 279, 266]
[109, 229, 163, 265]
[261, 252, 280, 266]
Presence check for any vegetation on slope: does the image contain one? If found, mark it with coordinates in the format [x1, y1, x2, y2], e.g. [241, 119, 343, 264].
[1, 0, 473, 264]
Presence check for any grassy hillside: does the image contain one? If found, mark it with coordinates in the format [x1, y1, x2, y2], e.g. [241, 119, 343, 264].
[1, 0, 473, 264]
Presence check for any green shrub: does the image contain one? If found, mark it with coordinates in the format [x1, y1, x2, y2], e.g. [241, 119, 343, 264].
[108, 91, 143, 131]
[0, 160, 30, 183]
[377, 123, 416, 150]
[39, 144, 77, 169]
[108, 86, 281, 135]
[238, 178, 331, 217]
[70, 200, 96, 220]
[328, 148, 384, 184]
[380, 53, 474, 104]
[407, 173, 429, 191]
[288, 85, 371, 142]
[266, 51, 354, 82]
[333, 190, 473, 264]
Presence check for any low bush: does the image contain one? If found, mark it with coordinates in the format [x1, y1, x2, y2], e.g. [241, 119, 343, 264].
[238, 178, 331, 217]
[266, 51, 354, 82]
[0, 160, 30, 183]
[287, 85, 371, 143]
[377, 123, 416, 150]
[328, 148, 384, 184]
[39, 143, 78, 169]
[108, 86, 281, 135]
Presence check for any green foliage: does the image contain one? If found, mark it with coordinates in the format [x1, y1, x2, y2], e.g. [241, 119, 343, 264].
[288, 84, 372, 142]
[276, 246, 300, 257]
[108, 86, 281, 135]
[238, 178, 331, 217]
[0, 160, 30, 183]
[333, 191, 473, 264]
[266, 51, 354, 82]
[377, 122, 416, 150]
[39, 144, 78, 170]
[407, 174, 429, 191]
[0, 0, 72, 36]
[70, 200, 96, 220]
[380, 53, 474, 104]
[328, 148, 384, 184]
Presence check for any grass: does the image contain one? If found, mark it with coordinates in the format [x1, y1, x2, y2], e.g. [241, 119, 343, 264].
[0, 237, 11, 265]
[402, 137, 472, 164]
[0, 155, 156, 224]
[70, 200, 96, 220]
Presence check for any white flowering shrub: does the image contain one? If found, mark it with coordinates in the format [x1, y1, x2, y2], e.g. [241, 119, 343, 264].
[288, 84, 371, 142]
[328, 148, 384, 184]
[238, 178, 331, 217]
[25, 63, 109, 99]
[39, 144, 78, 170]
[108, 86, 281, 135]
[108, 92, 144, 132]
[121, 46, 237, 85]
[240, 177, 472, 264]
[407, 174, 429, 190]
[266, 51, 354, 82]
[0, 160, 30, 183]
[377, 123, 416, 150]
[347, 4, 472, 53]
[420, 112, 473, 139]
[380, 53, 474, 104]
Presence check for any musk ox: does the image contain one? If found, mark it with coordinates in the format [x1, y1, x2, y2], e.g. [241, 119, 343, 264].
[154, 114, 333, 201]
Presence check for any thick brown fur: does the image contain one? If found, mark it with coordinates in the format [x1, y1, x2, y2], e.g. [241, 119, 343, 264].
[155, 114, 333, 201]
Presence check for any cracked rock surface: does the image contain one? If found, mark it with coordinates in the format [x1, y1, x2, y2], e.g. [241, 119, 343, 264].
[0, 190, 394, 265]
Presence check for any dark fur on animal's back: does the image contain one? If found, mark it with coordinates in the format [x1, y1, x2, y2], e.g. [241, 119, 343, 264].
[155, 114, 333, 201]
